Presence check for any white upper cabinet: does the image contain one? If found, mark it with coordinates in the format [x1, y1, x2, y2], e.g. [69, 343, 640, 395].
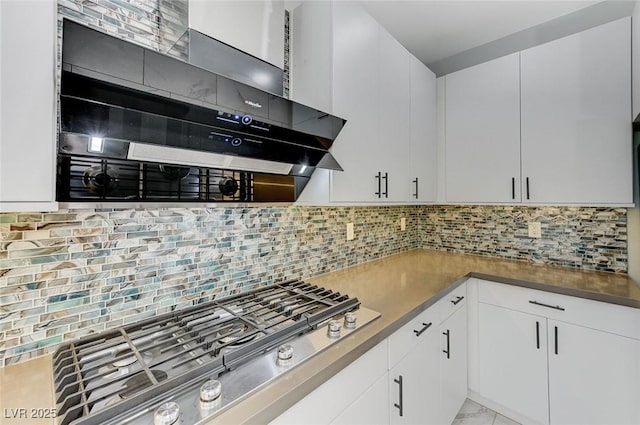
[445, 53, 521, 203]
[188, 0, 285, 69]
[520, 17, 632, 205]
[377, 27, 411, 202]
[291, 1, 437, 204]
[444, 18, 632, 206]
[410, 56, 437, 203]
[329, 1, 381, 202]
[0, 1, 57, 212]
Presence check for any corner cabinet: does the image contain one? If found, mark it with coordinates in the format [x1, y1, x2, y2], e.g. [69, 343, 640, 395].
[473, 279, 640, 425]
[443, 18, 632, 205]
[410, 56, 437, 203]
[290, 1, 436, 204]
[0, 1, 57, 212]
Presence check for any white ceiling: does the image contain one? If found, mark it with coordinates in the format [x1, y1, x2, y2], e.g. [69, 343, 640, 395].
[360, 0, 600, 65]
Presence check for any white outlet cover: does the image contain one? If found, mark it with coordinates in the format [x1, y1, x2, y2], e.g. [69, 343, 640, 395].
[401, 217, 406, 231]
[528, 222, 542, 238]
[346, 223, 354, 241]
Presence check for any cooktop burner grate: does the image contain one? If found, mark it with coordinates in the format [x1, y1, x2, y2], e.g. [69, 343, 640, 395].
[52, 280, 360, 425]
[57, 154, 253, 202]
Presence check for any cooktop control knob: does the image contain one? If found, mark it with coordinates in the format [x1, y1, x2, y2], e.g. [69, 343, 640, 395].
[327, 319, 342, 338]
[276, 344, 294, 366]
[153, 401, 180, 425]
[200, 379, 222, 402]
[241, 114, 253, 125]
[344, 312, 357, 329]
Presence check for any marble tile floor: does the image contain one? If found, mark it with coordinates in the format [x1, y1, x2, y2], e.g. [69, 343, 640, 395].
[453, 399, 521, 425]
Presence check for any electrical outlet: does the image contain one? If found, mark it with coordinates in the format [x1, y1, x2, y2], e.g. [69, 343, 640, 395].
[400, 217, 406, 231]
[346, 223, 354, 241]
[528, 222, 542, 238]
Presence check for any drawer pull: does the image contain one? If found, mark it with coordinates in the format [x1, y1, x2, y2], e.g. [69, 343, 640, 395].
[442, 330, 450, 359]
[413, 322, 433, 337]
[529, 300, 565, 311]
[393, 375, 404, 417]
[451, 296, 465, 305]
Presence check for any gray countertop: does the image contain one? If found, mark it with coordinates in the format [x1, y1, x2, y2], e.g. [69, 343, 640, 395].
[1, 248, 637, 425]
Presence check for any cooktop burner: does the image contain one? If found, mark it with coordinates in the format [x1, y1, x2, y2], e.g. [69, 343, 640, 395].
[52, 280, 381, 425]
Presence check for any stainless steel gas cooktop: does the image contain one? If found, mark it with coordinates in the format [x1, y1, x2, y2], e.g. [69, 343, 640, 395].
[52, 280, 380, 425]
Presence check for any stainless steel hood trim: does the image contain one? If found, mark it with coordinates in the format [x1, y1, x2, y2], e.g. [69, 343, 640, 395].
[127, 143, 293, 175]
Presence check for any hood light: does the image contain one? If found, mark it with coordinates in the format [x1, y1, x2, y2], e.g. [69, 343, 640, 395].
[88, 137, 104, 153]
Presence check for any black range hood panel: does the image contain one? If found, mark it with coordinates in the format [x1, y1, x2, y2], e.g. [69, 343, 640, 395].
[60, 19, 345, 173]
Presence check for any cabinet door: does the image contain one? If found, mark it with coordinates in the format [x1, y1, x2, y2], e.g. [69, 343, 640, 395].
[378, 27, 410, 202]
[0, 1, 57, 211]
[520, 17, 632, 205]
[478, 303, 549, 425]
[409, 56, 437, 203]
[439, 306, 468, 425]
[389, 326, 440, 425]
[547, 320, 640, 425]
[330, 1, 380, 202]
[270, 341, 388, 425]
[331, 373, 389, 425]
[444, 53, 521, 203]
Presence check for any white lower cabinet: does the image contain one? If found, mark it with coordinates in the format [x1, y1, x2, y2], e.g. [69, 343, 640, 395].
[547, 320, 640, 425]
[331, 372, 389, 425]
[439, 306, 468, 425]
[270, 340, 388, 425]
[389, 320, 440, 424]
[475, 279, 640, 425]
[478, 303, 549, 424]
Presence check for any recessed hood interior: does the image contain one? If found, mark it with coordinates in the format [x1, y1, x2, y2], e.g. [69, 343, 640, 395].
[58, 19, 346, 203]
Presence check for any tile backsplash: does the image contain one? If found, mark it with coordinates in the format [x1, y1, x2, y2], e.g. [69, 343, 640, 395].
[0, 205, 629, 367]
[0, 206, 420, 366]
[420, 206, 627, 273]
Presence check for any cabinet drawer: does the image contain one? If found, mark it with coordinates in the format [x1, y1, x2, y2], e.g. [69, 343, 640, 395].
[388, 306, 438, 369]
[478, 279, 640, 340]
[437, 282, 467, 323]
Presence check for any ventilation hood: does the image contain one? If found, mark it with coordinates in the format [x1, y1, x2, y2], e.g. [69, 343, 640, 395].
[59, 19, 346, 185]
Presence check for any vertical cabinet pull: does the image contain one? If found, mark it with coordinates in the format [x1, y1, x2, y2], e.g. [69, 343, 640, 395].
[536, 321, 540, 349]
[413, 177, 419, 199]
[393, 375, 404, 417]
[511, 177, 515, 200]
[526, 177, 530, 200]
[442, 330, 450, 359]
[383, 172, 389, 198]
[554, 326, 558, 355]
[413, 322, 432, 337]
[375, 172, 389, 198]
